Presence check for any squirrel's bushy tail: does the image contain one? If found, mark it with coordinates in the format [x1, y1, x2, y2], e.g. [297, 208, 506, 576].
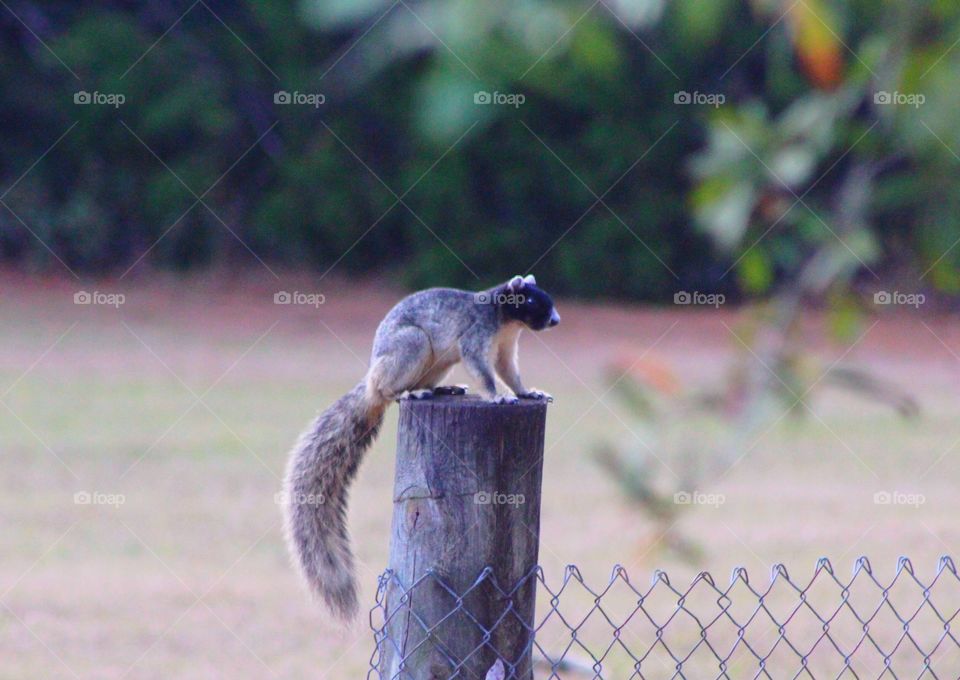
[283, 382, 387, 619]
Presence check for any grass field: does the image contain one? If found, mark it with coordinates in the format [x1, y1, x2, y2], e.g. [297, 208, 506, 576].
[2, 272, 960, 678]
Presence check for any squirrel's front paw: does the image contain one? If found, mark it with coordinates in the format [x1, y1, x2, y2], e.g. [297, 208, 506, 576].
[490, 394, 519, 405]
[518, 389, 553, 402]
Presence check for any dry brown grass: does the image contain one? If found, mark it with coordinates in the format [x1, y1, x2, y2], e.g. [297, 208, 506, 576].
[2, 271, 959, 678]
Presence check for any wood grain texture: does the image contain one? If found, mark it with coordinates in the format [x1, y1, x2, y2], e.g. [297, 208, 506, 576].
[381, 394, 548, 680]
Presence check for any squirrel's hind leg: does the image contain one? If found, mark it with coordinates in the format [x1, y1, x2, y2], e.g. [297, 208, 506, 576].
[416, 365, 467, 396]
[366, 327, 433, 402]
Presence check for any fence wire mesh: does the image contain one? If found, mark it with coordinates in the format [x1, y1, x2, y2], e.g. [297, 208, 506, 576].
[368, 557, 960, 679]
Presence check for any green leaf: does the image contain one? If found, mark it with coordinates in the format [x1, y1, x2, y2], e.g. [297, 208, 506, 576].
[691, 177, 756, 250]
[738, 247, 773, 294]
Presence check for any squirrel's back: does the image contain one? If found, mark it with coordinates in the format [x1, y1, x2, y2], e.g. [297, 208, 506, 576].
[373, 287, 496, 356]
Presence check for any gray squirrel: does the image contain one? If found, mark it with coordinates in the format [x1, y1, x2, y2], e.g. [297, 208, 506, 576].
[282, 274, 560, 619]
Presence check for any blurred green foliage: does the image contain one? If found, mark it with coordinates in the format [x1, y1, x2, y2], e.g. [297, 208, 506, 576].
[1, 0, 959, 299]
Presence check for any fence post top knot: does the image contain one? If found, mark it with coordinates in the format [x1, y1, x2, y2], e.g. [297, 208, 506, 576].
[693, 571, 716, 587]
[470, 566, 495, 588]
[814, 557, 835, 575]
[896, 556, 915, 575]
[652, 569, 671, 587]
[770, 563, 790, 583]
[853, 556, 872, 576]
[938, 555, 957, 575]
[729, 566, 749, 586]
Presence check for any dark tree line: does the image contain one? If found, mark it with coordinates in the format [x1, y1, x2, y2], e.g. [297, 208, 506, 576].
[1, 0, 957, 300]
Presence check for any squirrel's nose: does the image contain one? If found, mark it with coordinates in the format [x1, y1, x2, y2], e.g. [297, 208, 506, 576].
[548, 309, 561, 327]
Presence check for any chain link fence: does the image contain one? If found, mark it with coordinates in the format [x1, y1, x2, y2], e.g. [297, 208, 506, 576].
[368, 556, 960, 679]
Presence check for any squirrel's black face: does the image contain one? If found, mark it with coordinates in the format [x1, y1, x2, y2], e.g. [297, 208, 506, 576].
[498, 275, 561, 331]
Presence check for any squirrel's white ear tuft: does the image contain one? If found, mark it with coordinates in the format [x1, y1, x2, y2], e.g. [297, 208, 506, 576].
[508, 275, 524, 291]
[522, 274, 536, 286]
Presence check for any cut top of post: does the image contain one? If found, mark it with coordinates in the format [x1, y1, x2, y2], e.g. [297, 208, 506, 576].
[399, 393, 550, 409]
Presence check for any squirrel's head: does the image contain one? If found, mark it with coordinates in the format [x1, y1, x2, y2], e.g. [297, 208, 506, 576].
[498, 275, 560, 331]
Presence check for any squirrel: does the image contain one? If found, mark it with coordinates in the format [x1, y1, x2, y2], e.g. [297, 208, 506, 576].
[282, 274, 560, 620]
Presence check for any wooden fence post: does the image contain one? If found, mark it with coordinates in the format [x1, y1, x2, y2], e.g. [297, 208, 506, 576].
[380, 394, 548, 680]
